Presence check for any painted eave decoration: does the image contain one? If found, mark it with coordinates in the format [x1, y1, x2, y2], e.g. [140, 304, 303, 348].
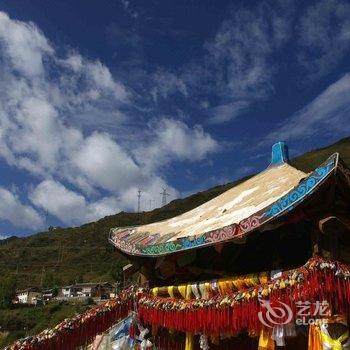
[109, 142, 344, 257]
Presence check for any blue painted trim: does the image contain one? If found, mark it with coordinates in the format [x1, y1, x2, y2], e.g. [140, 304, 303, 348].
[271, 142, 289, 166]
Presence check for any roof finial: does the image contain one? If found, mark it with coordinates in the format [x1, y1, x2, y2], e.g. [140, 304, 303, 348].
[270, 142, 289, 166]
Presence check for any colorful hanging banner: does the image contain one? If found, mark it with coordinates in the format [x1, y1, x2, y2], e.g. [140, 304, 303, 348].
[138, 258, 350, 335]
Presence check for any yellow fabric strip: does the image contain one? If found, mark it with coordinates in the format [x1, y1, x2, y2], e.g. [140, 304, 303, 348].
[218, 279, 228, 295]
[153, 271, 269, 297]
[151, 287, 158, 297]
[185, 332, 194, 350]
[178, 285, 186, 299]
[185, 284, 192, 299]
[258, 328, 275, 350]
[259, 272, 269, 285]
[321, 330, 349, 350]
[232, 277, 245, 290]
[185, 284, 193, 350]
[167, 286, 174, 298]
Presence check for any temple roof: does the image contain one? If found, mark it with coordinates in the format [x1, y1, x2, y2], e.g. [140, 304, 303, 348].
[109, 143, 342, 257]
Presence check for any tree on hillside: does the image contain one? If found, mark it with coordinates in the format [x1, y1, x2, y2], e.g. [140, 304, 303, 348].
[0, 276, 16, 308]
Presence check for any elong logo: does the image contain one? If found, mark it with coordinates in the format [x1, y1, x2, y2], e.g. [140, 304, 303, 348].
[258, 299, 331, 328]
[258, 299, 293, 328]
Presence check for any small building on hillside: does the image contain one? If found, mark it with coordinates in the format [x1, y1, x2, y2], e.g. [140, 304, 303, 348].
[42, 288, 56, 301]
[100, 282, 117, 299]
[60, 285, 77, 298]
[59, 282, 115, 299]
[16, 288, 42, 305]
[75, 283, 100, 298]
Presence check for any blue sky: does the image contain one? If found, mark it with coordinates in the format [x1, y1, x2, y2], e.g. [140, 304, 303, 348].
[0, 0, 350, 237]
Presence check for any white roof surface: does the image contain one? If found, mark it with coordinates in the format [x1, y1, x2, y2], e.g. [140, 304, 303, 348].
[128, 163, 307, 241]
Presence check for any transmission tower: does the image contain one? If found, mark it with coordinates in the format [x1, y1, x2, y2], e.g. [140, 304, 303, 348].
[160, 188, 170, 207]
[137, 190, 142, 213]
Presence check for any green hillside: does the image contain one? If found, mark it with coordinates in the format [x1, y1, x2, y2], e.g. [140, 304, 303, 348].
[0, 137, 350, 290]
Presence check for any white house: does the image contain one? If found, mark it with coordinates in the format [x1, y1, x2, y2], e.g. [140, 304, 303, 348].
[60, 285, 77, 298]
[16, 288, 42, 305]
[75, 283, 97, 298]
[59, 283, 114, 299]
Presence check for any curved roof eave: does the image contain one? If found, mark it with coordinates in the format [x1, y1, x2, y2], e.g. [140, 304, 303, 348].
[109, 153, 339, 257]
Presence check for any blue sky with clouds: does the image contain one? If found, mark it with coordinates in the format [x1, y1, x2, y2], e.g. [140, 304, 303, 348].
[0, 0, 350, 237]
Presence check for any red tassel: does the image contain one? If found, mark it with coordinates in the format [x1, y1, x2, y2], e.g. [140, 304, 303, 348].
[137, 259, 350, 336]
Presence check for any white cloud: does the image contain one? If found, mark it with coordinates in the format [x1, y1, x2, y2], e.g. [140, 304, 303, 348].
[89, 197, 122, 220]
[198, 0, 350, 97]
[151, 69, 188, 103]
[135, 118, 219, 171]
[184, 1, 294, 124]
[0, 234, 10, 240]
[29, 180, 122, 225]
[0, 187, 43, 229]
[298, 0, 350, 80]
[208, 101, 251, 124]
[190, 0, 350, 124]
[203, 2, 292, 101]
[264, 73, 350, 144]
[72, 132, 144, 192]
[30, 180, 87, 224]
[0, 12, 53, 77]
[62, 54, 129, 102]
[0, 11, 130, 179]
[0, 11, 218, 228]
